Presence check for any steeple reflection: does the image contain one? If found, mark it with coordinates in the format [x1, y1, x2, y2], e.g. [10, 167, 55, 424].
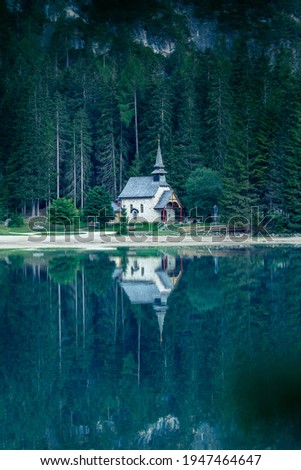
[111, 253, 183, 341]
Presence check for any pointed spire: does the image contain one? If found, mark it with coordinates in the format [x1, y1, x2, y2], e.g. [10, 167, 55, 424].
[152, 136, 167, 177]
[155, 136, 164, 168]
[155, 308, 167, 344]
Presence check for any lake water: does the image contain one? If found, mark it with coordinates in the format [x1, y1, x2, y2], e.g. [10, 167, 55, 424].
[1, 247, 301, 450]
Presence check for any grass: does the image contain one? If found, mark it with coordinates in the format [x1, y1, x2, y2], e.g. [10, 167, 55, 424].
[0, 222, 89, 236]
[0, 224, 34, 235]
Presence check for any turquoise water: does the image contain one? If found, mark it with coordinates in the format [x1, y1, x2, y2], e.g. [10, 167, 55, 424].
[0, 248, 301, 450]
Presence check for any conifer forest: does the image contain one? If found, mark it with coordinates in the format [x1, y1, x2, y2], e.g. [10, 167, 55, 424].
[1, 0, 301, 230]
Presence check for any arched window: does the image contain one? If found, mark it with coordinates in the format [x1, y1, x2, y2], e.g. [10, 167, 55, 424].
[140, 204, 144, 213]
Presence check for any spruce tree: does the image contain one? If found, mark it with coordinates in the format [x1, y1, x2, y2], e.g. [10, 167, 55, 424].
[66, 108, 92, 209]
[139, 66, 173, 176]
[223, 39, 258, 218]
[53, 91, 72, 199]
[117, 54, 146, 174]
[171, 48, 202, 195]
[282, 99, 301, 229]
[96, 65, 118, 199]
[204, 44, 233, 171]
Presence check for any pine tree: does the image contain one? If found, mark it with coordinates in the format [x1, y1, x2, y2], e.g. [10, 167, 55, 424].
[66, 108, 92, 209]
[204, 44, 233, 171]
[6, 82, 55, 215]
[96, 65, 118, 199]
[282, 99, 301, 228]
[171, 49, 203, 195]
[223, 39, 258, 218]
[117, 55, 146, 172]
[251, 109, 278, 214]
[53, 91, 72, 199]
[139, 66, 173, 176]
[250, 47, 297, 220]
[267, 48, 298, 224]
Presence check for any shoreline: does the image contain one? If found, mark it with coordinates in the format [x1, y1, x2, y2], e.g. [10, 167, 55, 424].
[1, 233, 301, 250]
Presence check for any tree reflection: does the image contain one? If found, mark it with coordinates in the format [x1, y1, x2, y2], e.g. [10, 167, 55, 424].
[0, 248, 301, 449]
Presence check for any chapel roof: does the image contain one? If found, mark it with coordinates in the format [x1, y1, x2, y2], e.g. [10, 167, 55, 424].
[154, 190, 173, 209]
[120, 281, 161, 304]
[118, 139, 170, 199]
[118, 176, 169, 199]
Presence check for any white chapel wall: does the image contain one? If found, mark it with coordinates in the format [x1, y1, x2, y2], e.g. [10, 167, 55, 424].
[121, 186, 173, 222]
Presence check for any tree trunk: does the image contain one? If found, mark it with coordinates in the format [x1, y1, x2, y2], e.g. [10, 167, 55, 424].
[137, 315, 141, 388]
[55, 53, 58, 78]
[75, 273, 79, 348]
[56, 108, 60, 198]
[58, 284, 62, 375]
[82, 268, 86, 349]
[73, 129, 77, 207]
[121, 287, 125, 352]
[80, 128, 84, 210]
[119, 125, 123, 192]
[134, 89, 139, 159]
[31, 199, 35, 217]
[112, 131, 117, 200]
[114, 281, 118, 346]
[66, 39, 69, 69]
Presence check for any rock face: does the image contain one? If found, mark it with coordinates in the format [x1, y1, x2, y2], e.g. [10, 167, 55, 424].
[192, 422, 221, 450]
[133, 28, 176, 56]
[7, 1, 298, 60]
[137, 415, 180, 447]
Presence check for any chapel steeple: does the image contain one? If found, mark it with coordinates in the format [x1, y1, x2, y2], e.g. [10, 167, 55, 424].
[151, 137, 167, 184]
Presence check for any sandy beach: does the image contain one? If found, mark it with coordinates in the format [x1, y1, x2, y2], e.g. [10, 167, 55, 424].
[0, 232, 301, 250]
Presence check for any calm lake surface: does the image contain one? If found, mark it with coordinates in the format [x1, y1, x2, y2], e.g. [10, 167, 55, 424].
[1, 247, 301, 450]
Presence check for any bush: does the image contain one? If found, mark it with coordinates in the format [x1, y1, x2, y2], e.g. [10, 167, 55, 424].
[115, 207, 128, 235]
[48, 198, 79, 226]
[8, 213, 24, 227]
[83, 186, 113, 227]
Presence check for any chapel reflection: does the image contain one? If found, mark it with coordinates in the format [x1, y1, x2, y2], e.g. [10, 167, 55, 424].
[111, 253, 183, 341]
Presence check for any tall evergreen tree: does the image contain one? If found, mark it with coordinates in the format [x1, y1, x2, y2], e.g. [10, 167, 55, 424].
[171, 48, 202, 195]
[66, 108, 92, 209]
[223, 39, 258, 217]
[282, 99, 301, 228]
[96, 65, 118, 199]
[118, 54, 146, 173]
[139, 66, 173, 175]
[53, 91, 71, 199]
[204, 44, 233, 171]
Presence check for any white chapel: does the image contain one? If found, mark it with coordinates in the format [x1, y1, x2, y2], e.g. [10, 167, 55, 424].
[118, 141, 183, 223]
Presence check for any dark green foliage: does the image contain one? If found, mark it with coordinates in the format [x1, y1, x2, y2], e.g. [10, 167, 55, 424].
[204, 44, 232, 171]
[83, 186, 113, 226]
[84, 254, 115, 295]
[185, 167, 223, 218]
[2, 0, 301, 230]
[48, 256, 79, 285]
[8, 213, 24, 227]
[171, 50, 203, 194]
[116, 206, 128, 235]
[48, 198, 79, 226]
[95, 66, 119, 199]
[2, 249, 301, 449]
[0, 174, 8, 221]
[0, 204, 6, 222]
